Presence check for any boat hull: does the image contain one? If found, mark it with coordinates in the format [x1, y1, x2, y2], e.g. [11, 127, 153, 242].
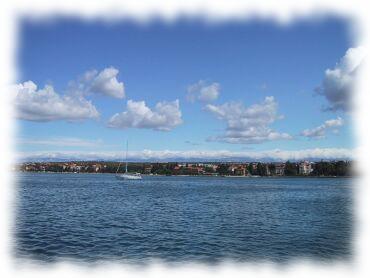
[116, 174, 142, 180]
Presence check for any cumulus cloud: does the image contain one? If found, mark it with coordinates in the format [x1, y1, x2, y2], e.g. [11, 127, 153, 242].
[316, 46, 365, 112]
[11, 81, 99, 122]
[187, 80, 220, 102]
[301, 117, 344, 139]
[108, 99, 183, 131]
[70, 67, 125, 99]
[205, 96, 292, 144]
[17, 148, 353, 162]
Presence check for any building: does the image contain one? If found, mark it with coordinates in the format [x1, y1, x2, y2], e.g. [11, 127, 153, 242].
[203, 164, 218, 172]
[143, 164, 153, 174]
[299, 161, 312, 175]
[265, 164, 271, 176]
[250, 163, 258, 170]
[234, 166, 246, 176]
[227, 165, 237, 174]
[181, 166, 204, 175]
[274, 163, 285, 176]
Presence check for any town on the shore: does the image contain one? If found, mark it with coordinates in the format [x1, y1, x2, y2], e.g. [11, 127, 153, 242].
[17, 160, 352, 177]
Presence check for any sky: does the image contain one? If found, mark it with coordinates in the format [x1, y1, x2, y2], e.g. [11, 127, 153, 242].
[13, 17, 364, 161]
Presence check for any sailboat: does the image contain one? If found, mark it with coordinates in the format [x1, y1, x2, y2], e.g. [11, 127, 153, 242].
[115, 141, 142, 180]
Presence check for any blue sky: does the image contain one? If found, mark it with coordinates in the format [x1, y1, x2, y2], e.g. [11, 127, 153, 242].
[14, 17, 361, 161]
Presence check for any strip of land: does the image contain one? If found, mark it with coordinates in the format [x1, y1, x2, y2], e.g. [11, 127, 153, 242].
[16, 161, 352, 177]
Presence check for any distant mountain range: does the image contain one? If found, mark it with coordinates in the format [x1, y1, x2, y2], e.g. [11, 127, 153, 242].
[16, 148, 354, 163]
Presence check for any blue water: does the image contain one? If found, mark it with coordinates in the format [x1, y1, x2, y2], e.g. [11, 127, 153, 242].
[14, 173, 353, 264]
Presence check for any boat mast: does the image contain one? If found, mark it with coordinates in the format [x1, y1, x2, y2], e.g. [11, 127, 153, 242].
[125, 140, 128, 173]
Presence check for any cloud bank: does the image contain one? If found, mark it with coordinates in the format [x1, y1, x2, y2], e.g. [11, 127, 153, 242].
[205, 96, 292, 144]
[301, 117, 344, 139]
[11, 81, 99, 122]
[108, 99, 183, 131]
[17, 148, 353, 162]
[316, 46, 365, 112]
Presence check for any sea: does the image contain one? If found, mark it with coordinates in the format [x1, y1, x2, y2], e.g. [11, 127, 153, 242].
[14, 173, 353, 264]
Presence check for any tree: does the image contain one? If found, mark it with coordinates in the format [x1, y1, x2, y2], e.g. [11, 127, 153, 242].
[284, 161, 297, 176]
[204, 166, 215, 173]
[268, 163, 275, 175]
[247, 164, 255, 175]
[256, 163, 267, 176]
[217, 164, 229, 175]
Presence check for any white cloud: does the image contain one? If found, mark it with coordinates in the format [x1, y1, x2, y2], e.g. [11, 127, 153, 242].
[11, 67, 127, 122]
[316, 46, 365, 112]
[71, 67, 125, 99]
[301, 117, 344, 139]
[187, 80, 220, 102]
[17, 148, 354, 162]
[108, 99, 183, 131]
[205, 96, 292, 144]
[11, 81, 99, 122]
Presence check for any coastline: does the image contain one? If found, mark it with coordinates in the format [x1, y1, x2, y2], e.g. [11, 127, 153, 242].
[14, 171, 353, 178]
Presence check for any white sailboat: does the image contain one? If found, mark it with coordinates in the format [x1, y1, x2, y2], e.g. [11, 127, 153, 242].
[115, 141, 142, 180]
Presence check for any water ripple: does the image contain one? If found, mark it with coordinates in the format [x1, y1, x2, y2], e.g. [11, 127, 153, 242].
[14, 173, 353, 264]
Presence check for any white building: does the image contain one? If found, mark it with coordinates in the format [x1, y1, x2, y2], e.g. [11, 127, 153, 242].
[274, 163, 285, 176]
[299, 161, 312, 175]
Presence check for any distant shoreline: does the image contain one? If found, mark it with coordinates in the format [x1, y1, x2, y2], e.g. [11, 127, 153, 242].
[15, 171, 352, 178]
